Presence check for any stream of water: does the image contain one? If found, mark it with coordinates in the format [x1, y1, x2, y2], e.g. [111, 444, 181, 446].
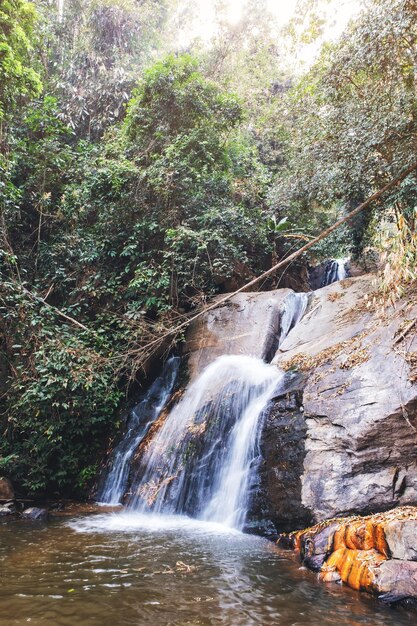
[97, 357, 181, 505]
[0, 514, 415, 626]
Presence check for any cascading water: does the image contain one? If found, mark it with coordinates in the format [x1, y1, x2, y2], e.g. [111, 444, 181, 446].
[323, 258, 348, 286]
[277, 292, 308, 348]
[124, 292, 309, 529]
[97, 356, 180, 505]
[128, 356, 285, 529]
[308, 257, 350, 290]
[201, 360, 285, 528]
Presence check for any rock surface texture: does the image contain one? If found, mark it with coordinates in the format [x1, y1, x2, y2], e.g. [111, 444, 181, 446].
[185, 290, 292, 381]
[278, 506, 417, 602]
[260, 275, 417, 529]
[183, 276, 417, 531]
[131, 274, 417, 533]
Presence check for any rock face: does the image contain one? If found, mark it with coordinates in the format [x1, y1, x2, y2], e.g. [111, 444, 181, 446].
[256, 274, 417, 529]
[183, 275, 417, 531]
[0, 477, 15, 501]
[279, 507, 417, 602]
[248, 376, 311, 536]
[185, 290, 292, 381]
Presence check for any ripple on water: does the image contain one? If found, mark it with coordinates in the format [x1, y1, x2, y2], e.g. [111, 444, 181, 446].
[0, 513, 416, 626]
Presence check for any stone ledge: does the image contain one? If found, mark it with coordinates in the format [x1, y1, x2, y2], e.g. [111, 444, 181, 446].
[278, 506, 417, 603]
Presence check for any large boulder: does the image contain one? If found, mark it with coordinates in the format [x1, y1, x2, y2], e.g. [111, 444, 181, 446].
[185, 289, 292, 381]
[265, 275, 417, 526]
[280, 507, 417, 602]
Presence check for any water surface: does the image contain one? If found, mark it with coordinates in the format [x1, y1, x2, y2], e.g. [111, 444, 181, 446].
[0, 513, 415, 626]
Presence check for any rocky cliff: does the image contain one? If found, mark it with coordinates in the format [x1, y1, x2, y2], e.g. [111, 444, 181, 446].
[252, 274, 417, 533]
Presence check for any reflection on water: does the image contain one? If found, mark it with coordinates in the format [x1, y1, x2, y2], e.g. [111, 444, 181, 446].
[0, 513, 415, 626]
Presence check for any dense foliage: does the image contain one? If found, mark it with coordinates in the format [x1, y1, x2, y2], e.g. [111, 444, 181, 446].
[1, 0, 416, 497]
[271, 0, 417, 257]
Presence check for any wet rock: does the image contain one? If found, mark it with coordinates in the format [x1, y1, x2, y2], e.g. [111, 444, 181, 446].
[299, 520, 343, 571]
[374, 560, 417, 602]
[49, 501, 66, 512]
[276, 532, 298, 550]
[0, 477, 15, 500]
[325, 546, 386, 591]
[21, 507, 48, 521]
[319, 569, 342, 583]
[247, 377, 312, 536]
[282, 507, 417, 603]
[0, 502, 15, 516]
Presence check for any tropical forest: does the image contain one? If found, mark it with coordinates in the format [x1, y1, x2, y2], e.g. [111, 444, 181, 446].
[1, 0, 417, 624]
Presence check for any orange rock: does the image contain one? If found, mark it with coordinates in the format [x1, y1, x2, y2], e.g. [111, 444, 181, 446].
[332, 519, 390, 556]
[325, 547, 386, 591]
[319, 569, 342, 583]
[280, 507, 417, 601]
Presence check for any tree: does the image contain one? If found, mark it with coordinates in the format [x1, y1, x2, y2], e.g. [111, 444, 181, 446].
[0, 0, 42, 124]
[34, 0, 168, 139]
[271, 0, 417, 256]
[0, 53, 270, 496]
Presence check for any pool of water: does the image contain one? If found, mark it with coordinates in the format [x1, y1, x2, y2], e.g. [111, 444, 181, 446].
[0, 512, 415, 626]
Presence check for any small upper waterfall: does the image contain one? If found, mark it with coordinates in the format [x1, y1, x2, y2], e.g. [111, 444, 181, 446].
[323, 258, 348, 286]
[97, 356, 180, 505]
[308, 257, 349, 290]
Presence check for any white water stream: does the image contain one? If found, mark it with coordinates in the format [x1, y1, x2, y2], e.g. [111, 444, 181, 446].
[97, 357, 180, 505]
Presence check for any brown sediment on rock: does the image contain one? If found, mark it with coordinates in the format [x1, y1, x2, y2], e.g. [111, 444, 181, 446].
[133, 388, 184, 458]
[278, 506, 417, 602]
[280, 330, 370, 373]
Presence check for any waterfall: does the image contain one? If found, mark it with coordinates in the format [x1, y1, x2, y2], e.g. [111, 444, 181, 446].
[278, 292, 308, 347]
[201, 361, 285, 528]
[127, 355, 285, 529]
[97, 356, 180, 505]
[96, 264, 350, 530]
[308, 257, 350, 290]
[322, 258, 348, 286]
[123, 292, 309, 529]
